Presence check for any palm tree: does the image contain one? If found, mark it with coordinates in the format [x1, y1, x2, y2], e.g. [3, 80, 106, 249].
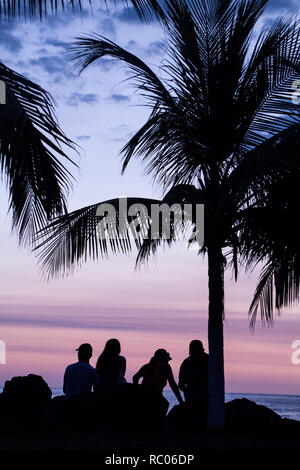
[36, 0, 300, 429]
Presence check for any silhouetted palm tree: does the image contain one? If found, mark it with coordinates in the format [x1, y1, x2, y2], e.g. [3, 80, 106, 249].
[36, 0, 300, 428]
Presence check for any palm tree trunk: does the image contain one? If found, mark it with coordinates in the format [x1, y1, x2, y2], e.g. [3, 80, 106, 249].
[207, 243, 225, 429]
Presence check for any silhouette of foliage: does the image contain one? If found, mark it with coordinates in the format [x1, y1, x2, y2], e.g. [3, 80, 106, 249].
[0, 62, 76, 244]
[36, 0, 300, 428]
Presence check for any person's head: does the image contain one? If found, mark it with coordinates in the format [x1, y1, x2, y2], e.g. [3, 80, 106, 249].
[103, 338, 121, 356]
[96, 338, 121, 373]
[76, 343, 93, 362]
[153, 349, 172, 363]
[189, 340, 204, 356]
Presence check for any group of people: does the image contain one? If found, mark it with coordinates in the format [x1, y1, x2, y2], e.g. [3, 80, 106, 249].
[63, 338, 208, 416]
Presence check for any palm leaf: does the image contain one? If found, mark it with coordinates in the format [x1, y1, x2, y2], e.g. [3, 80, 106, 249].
[35, 184, 205, 278]
[35, 197, 160, 278]
[68, 34, 173, 108]
[0, 0, 163, 20]
[136, 184, 206, 266]
[239, 16, 300, 151]
[0, 62, 76, 244]
[238, 170, 300, 327]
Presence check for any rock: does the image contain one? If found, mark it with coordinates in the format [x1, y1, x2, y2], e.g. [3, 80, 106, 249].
[2, 374, 52, 404]
[281, 418, 300, 436]
[225, 398, 283, 436]
[167, 403, 208, 434]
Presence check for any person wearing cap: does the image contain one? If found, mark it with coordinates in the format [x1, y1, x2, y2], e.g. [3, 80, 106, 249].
[178, 340, 209, 425]
[133, 349, 183, 405]
[63, 343, 96, 397]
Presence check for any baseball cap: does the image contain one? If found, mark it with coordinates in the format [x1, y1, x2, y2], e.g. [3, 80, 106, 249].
[76, 343, 93, 355]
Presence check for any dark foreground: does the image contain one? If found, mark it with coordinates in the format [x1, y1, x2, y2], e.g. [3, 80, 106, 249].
[0, 426, 300, 452]
[1, 374, 300, 455]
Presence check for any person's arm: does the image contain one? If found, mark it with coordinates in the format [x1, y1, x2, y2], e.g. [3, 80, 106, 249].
[91, 367, 97, 386]
[122, 357, 126, 379]
[167, 365, 184, 405]
[132, 365, 146, 384]
[63, 367, 68, 395]
[178, 362, 187, 392]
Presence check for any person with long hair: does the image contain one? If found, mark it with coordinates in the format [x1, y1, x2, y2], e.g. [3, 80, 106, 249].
[95, 338, 126, 391]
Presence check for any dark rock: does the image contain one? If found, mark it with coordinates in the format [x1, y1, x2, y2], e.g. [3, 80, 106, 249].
[225, 398, 283, 436]
[281, 418, 300, 436]
[167, 403, 207, 434]
[3, 374, 52, 404]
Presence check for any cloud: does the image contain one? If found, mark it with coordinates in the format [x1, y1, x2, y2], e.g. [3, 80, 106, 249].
[44, 38, 68, 49]
[39, 4, 92, 28]
[0, 306, 206, 333]
[66, 92, 99, 107]
[110, 93, 130, 103]
[265, 0, 298, 14]
[144, 40, 165, 57]
[97, 18, 116, 36]
[0, 22, 23, 53]
[116, 6, 142, 24]
[29, 55, 74, 78]
[76, 135, 91, 141]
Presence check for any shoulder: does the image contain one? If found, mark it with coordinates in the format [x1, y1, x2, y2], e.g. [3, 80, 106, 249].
[83, 363, 95, 373]
[119, 355, 126, 363]
[77, 362, 95, 372]
[65, 362, 76, 371]
[181, 357, 190, 367]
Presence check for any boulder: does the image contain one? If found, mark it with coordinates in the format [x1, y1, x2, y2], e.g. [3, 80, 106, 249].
[225, 398, 283, 436]
[167, 403, 207, 434]
[2, 374, 52, 404]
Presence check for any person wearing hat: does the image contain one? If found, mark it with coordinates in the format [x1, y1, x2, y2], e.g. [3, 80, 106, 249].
[133, 348, 183, 405]
[63, 343, 96, 397]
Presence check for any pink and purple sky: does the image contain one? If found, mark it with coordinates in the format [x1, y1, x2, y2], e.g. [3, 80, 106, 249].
[0, 0, 300, 394]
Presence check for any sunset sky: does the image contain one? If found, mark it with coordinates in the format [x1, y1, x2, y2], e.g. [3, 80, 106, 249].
[0, 0, 300, 394]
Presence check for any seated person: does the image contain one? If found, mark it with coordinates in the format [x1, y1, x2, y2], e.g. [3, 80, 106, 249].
[95, 338, 126, 391]
[133, 349, 183, 405]
[179, 340, 208, 425]
[63, 343, 96, 397]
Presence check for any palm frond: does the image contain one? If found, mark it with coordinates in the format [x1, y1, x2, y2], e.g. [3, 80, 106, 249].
[136, 184, 206, 266]
[0, 62, 77, 244]
[0, 0, 163, 21]
[239, 15, 300, 150]
[223, 122, 300, 213]
[238, 170, 300, 327]
[0, 0, 87, 19]
[35, 197, 160, 278]
[248, 258, 300, 330]
[68, 34, 173, 108]
[35, 184, 205, 278]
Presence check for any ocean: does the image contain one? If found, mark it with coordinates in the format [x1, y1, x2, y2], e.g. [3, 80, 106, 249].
[50, 388, 300, 422]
